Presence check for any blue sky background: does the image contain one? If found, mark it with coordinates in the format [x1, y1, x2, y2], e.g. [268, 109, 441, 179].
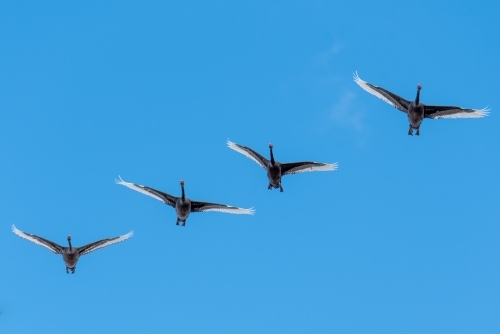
[1, 1, 499, 333]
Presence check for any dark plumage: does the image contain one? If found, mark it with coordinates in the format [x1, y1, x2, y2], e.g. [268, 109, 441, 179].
[354, 72, 489, 135]
[227, 140, 338, 192]
[116, 178, 254, 226]
[12, 225, 133, 274]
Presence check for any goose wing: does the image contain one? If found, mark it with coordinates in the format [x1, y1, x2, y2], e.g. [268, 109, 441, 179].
[281, 161, 338, 175]
[115, 176, 177, 207]
[227, 139, 268, 169]
[11, 225, 63, 254]
[191, 200, 255, 215]
[353, 72, 410, 112]
[424, 105, 490, 119]
[78, 231, 134, 256]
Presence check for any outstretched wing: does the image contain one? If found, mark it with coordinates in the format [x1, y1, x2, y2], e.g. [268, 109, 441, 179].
[115, 176, 177, 207]
[281, 162, 338, 175]
[78, 231, 134, 256]
[191, 200, 255, 215]
[424, 105, 490, 119]
[353, 72, 410, 112]
[11, 225, 63, 254]
[227, 139, 269, 169]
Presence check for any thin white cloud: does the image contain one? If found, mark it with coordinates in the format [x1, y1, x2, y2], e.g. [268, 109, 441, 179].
[316, 42, 343, 67]
[330, 91, 365, 132]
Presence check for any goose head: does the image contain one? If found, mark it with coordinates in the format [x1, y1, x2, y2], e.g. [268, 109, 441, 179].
[67, 235, 72, 250]
[269, 143, 275, 165]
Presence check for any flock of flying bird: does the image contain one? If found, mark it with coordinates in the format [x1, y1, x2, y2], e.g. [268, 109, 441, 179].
[11, 73, 489, 274]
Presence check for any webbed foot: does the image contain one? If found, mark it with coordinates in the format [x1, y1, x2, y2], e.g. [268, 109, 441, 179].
[408, 126, 413, 136]
[416, 128, 420, 136]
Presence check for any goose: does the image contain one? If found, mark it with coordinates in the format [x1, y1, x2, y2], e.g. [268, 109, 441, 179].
[115, 177, 254, 226]
[227, 140, 338, 192]
[11, 225, 133, 274]
[353, 72, 490, 135]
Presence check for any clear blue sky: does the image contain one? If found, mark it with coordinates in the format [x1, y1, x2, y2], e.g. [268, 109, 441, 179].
[1, 1, 499, 333]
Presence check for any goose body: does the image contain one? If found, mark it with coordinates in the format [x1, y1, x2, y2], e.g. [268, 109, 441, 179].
[227, 140, 338, 192]
[176, 197, 192, 222]
[62, 248, 79, 270]
[116, 177, 254, 226]
[267, 163, 282, 189]
[11, 225, 133, 274]
[408, 99, 425, 131]
[353, 72, 489, 135]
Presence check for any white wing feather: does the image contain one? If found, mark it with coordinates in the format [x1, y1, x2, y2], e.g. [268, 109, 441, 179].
[431, 107, 490, 119]
[79, 231, 134, 256]
[227, 139, 266, 168]
[11, 224, 61, 254]
[196, 206, 255, 215]
[353, 72, 401, 110]
[287, 162, 338, 174]
[115, 176, 165, 202]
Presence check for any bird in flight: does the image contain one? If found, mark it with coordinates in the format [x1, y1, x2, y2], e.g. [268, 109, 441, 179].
[227, 140, 337, 192]
[12, 225, 133, 274]
[353, 72, 489, 135]
[116, 177, 254, 226]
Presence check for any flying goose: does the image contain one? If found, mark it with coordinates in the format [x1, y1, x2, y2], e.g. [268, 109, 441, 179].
[115, 177, 254, 226]
[11, 225, 133, 274]
[353, 72, 489, 135]
[227, 140, 338, 192]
